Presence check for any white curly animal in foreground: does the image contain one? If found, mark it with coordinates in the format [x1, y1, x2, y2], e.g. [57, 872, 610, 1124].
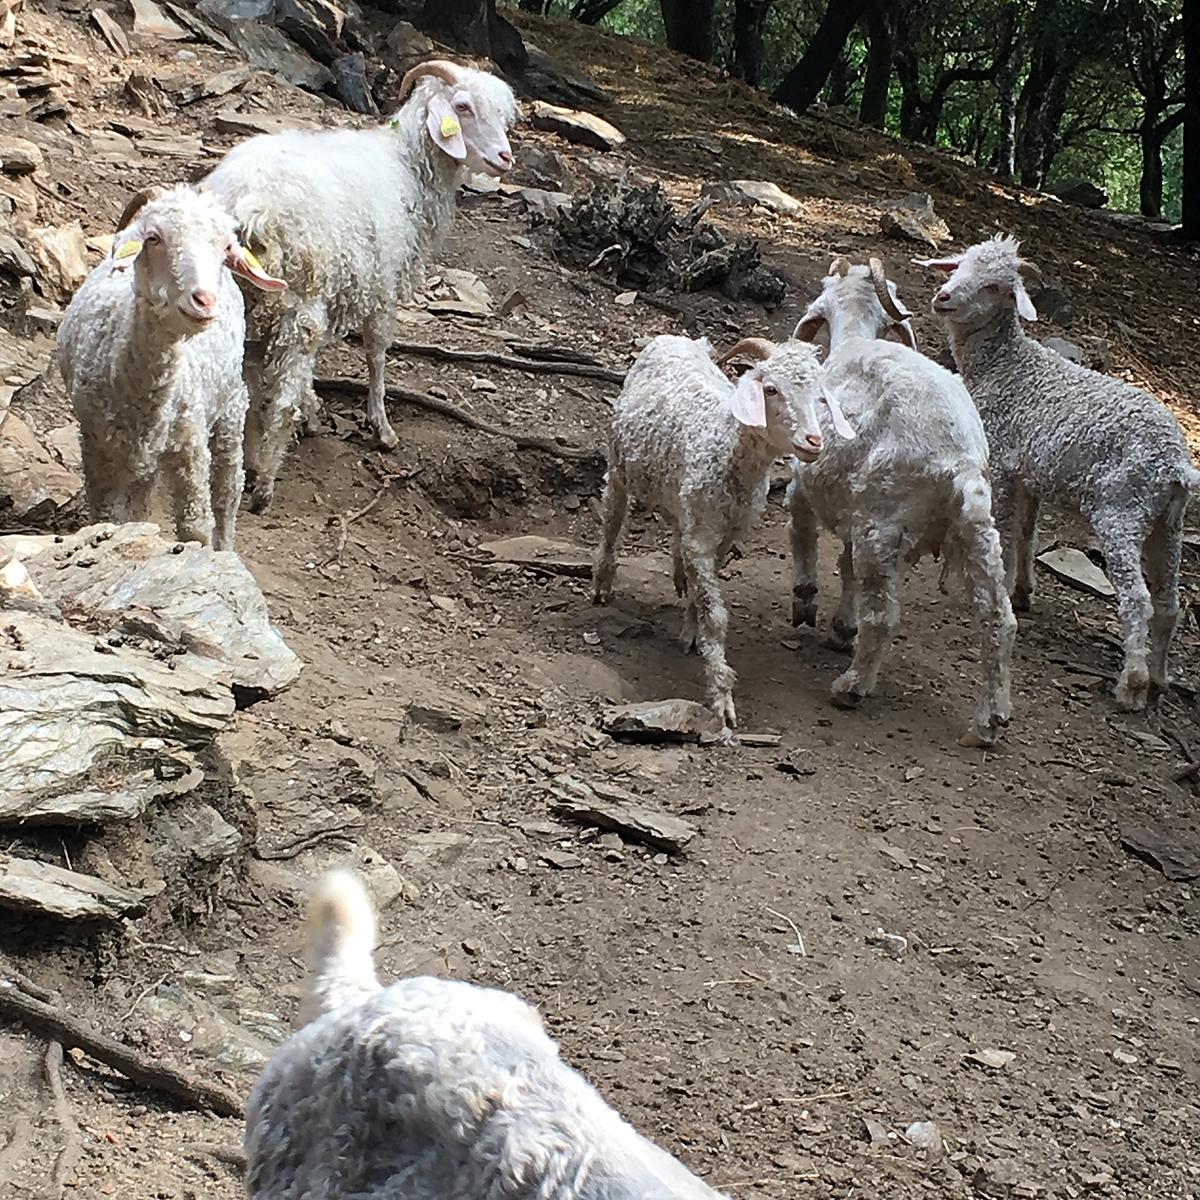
[790, 258, 1016, 746]
[244, 869, 732, 1200]
[205, 59, 518, 513]
[917, 235, 1198, 710]
[57, 184, 286, 550]
[592, 333, 853, 726]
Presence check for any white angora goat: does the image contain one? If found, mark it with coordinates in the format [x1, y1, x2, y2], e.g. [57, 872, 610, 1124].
[57, 184, 286, 550]
[917, 235, 1199, 711]
[206, 59, 518, 513]
[244, 870, 732, 1200]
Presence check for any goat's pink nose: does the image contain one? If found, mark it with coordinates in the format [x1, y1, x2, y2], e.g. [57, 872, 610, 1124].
[497, 149, 513, 167]
[806, 433, 823, 451]
[192, 289, 217, 312]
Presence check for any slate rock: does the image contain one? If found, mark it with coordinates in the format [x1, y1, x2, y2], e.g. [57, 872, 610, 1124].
[0, 136, 43, 176]
[1036, 547, 1115, 599]
[0, 853, 146, 920]
[1047, 177, 1108, 208]
[11, 523, 302, 701]
[878, 191, 950, 248]
[530, 102, 625, 152]
[701, 179, 802, 215]
[602, 698, 722, 743]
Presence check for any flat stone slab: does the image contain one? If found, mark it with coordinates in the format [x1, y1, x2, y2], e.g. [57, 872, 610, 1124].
[0, 853, 146, 920]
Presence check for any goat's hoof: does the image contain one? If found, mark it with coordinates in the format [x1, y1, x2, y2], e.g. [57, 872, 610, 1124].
[1011, 587, 1034, 613]
[792, 600, 817, 627]
[826, 622, 856, 653]
[711, 694, 737, 729]
[247, 486, 275, 515]
[830, 674, 865, 709]
[591, 588, 611, 606]
[1114, 669, 1150, 712]
[958, 714, 1007, 748]
[375, 425, 399, 451]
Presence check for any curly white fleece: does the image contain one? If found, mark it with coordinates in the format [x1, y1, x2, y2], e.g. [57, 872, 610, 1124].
[244, 871, 729, 1200]
[932, 234, 1199, 710]
[56, 186, 249, 550]
[205, 69, 518, 514]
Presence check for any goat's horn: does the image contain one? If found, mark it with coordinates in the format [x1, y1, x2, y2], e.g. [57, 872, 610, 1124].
[716, 337, 776, 366]
[116, 186, 167, 234]
[829, 256, 851, 277]
[398, 59, 464, 103]
[868, 257, 911, 322]
[1017, 258, 1043, 290]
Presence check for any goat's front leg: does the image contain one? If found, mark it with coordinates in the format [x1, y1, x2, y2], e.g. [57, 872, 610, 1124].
[163, 443, 215, 547]
[788, 483, 820, 628]
[591, 458, 628, 605]
[679, 526, 736, 726]
[829, 538, 857, 651]
[363, 312, 397, 450]
[210, 406, 247, 551]
[1096, 511, 1154, 711]
[830, 521, 902, 708]
[1010, 483, 1041, 611]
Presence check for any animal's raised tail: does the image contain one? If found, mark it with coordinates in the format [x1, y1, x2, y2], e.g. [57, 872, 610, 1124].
[297, 869, 380, 1028]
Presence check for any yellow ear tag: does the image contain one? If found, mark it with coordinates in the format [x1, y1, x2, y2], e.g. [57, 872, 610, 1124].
[440, 114, 462, 139]
[115, 239, 142, 260]
[239, 247, 265, 272]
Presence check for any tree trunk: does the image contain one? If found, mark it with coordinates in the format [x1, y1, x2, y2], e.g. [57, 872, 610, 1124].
[1182, 0, 1200, 236]
[571, 0, 627, 23]
[995, 48, 1019, 182]
[732, 0, 771, 86]
[659, 0, 716, 62]
[827, 53, 852, 107]
[858, 0, 894, 127]
[421, 0, 489, 54]
[772, 0, 869, 112]
[1140, 120, 1166, 219]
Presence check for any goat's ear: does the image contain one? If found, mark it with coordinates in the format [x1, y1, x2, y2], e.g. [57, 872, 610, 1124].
[227, 244, 288, 293]
[793, 300, 826, 342]
[822, 384, 857, 440]
[110, 236, 145, 273]
[890, 320, 917, 349]
[426, 94, 467, 160]
[912, 256, 960, 273]
[728, 372, 767, 427]
[1012, 278, 1038, 321]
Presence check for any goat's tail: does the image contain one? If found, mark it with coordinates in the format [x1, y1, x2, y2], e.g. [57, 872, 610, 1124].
[297, 869, 381, 1028]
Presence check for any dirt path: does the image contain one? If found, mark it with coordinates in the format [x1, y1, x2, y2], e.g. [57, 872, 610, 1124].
[1, 6, 1198, 1199]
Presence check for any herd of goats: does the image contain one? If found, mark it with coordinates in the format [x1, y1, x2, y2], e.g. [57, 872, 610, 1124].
[42, 49, 1196, 1193]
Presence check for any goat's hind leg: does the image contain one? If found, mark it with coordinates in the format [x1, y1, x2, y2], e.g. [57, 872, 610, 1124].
[591, 459, 628, 605]
[363, 313, 397, 450]
[830, 521, 902, 708]
[1144, 483, 1188, 698]
[954, 510, 1017, 747]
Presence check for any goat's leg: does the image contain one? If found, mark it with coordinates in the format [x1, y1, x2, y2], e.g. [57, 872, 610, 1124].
[671, 528, 688, 598]
[954, 511, 1017, 747]
[209, 408, 246, 552]
[163, 442, 215, 547]
[829, 538, 858, 651]
[363, 312, 398, 450]
[1010, 483, 1041, 612]
[831, 522, 902, 707]
[1095, 513, 1154, 711]
[1144, 485, 1188, 697]
[989, 475, 1018, 599]
[788, 483, 819, 628]
[80, 431, 120, 523]
[679, 528, 736, 726]
[591, 459, 628, 605]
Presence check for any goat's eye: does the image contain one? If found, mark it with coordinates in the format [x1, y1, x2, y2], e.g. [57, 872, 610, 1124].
[144, 231, 161, 245]
[454, 100, 472, 116]
[983, 282, 1001, 292]
[763, 384, 779, 397]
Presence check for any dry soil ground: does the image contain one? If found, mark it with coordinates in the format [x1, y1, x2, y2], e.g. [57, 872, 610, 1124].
[1, 6, 1199, 1200]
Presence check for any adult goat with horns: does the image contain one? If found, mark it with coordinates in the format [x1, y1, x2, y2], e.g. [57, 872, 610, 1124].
[205, 59, 519, 513]
[789, 256, 1016, 747]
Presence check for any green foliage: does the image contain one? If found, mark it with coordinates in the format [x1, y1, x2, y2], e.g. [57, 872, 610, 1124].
[523, 0, 1186, 220]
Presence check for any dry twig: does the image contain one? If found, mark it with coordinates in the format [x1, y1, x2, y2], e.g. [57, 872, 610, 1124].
[314, 378, 602, 462]
[44, 1041, 80, 1196]
[385, 338, 625, 384]
[325, 488, 388, 565]
[0, 983, 244, 1118]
